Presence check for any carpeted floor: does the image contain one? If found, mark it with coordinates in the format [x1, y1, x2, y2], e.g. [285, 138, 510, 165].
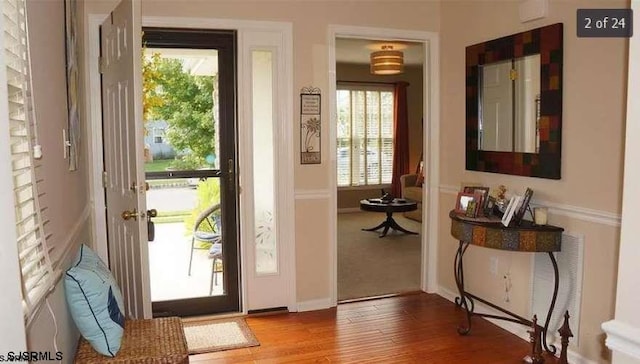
[338, 211, 422, 301]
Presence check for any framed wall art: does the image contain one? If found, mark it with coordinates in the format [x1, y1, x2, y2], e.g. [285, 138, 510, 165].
[300, 87, 321, 164]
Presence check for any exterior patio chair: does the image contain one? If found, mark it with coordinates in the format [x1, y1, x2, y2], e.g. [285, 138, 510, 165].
[208, 243, 223, 295]
[188, 204, 222, 276]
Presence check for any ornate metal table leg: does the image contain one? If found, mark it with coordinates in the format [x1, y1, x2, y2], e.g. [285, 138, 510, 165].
[541, 252, 559, 354]
[454, 241, 473, 335]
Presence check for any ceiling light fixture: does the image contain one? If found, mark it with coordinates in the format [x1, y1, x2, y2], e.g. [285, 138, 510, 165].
[370, 45, 404, 75]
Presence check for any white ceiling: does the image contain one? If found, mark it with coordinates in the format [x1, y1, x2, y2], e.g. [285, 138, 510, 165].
[335, 38, 424, 66]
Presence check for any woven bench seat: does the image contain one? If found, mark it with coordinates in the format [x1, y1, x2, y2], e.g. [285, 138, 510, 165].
[74, 317, 188, 364]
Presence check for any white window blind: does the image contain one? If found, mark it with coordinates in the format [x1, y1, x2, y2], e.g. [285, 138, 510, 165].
[336, 84, 394, 187]
[2, 0, 54, 321]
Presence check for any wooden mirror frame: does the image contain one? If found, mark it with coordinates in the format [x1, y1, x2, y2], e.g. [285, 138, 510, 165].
[465, 23, 563, 179]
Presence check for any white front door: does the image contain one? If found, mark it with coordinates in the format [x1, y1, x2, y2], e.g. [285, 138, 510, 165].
[481, 59, 513, 152]
[240, 30, 296, 312]
[100, 0, 150, 319]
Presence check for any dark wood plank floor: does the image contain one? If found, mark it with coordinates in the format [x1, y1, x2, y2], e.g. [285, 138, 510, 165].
[190, 293, 556, 363]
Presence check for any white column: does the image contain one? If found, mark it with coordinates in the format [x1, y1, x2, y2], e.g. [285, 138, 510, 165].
[602, 2, 640, 362]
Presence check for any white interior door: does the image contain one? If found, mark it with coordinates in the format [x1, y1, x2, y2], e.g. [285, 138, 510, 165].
[100, 0, 151, 319]
[241, 29, 295, 312]
[481, 60, 513, 152]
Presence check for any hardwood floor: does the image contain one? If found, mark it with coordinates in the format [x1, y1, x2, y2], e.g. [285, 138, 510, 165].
[190, 293, 556, 363]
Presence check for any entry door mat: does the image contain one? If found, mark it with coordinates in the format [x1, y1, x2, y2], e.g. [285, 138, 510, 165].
[182, 317, 260, 354]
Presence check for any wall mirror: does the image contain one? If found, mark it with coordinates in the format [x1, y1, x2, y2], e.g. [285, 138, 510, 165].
[466, 23, 563, 179]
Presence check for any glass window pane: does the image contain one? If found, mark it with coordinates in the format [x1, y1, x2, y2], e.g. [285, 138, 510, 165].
[336, 87, 394, 187]
[252, 50, 277, 275]
[143, 48, 220, 173]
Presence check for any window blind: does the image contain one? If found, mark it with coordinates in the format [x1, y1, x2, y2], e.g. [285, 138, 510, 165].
[336, 84, 394, 187]
[2, 0, 54, 321]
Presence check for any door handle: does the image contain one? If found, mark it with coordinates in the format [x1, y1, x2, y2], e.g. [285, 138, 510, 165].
[146, 209, 157, 241]
[121, 208, 141, 221]
[147, 209, 157, 218]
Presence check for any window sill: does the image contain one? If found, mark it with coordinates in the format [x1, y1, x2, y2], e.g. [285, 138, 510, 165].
[337, 184, 391, 192]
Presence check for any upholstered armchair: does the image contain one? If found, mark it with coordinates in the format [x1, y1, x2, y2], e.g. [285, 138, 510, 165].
[400, 173, 423, 222]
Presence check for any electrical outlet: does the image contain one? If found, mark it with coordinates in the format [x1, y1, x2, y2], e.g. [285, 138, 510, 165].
[489, 256, 499, 276]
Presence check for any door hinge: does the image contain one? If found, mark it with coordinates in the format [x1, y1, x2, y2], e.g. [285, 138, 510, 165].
[509, 69, 518, 81]
[99, 56, 105, 74]
[102, 171, 108, 188]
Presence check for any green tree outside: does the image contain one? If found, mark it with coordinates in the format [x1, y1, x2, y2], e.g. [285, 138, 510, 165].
[143, 53, 217, 170]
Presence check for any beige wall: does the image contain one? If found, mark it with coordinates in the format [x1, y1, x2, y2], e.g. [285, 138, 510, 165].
[83, 0, 441, 303]
[335, 63, 424, 209]
[439, 0, 627, 362]
[25, 0, 91, 356]
[73, 1, 629, 361]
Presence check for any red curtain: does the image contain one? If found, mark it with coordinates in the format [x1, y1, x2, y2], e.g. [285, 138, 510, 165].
[391, 82, 410, 197]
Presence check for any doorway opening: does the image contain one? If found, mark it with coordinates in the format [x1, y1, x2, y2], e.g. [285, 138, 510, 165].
[141, 28, 240, 317]
[334, 38, 425, 302]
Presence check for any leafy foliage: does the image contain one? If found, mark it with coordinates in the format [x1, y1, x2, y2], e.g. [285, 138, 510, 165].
[143, 53, 217, 168]
[142, 52, 164, 122]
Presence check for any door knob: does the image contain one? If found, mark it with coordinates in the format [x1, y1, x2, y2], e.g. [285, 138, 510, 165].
[121, 208, 141, 221]
[147, 209, 157, 218]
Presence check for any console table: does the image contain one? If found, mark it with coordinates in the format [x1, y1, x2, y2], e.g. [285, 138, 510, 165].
[449, 210, 563, 354]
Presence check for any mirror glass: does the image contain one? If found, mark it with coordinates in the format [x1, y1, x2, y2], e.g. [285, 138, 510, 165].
[479, 54, 540, 153]
[465, 23, 563, 180]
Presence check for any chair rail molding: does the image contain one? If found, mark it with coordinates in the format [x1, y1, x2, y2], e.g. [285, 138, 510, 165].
[294, 189, 332, 200]
[438, 184, 621, 227]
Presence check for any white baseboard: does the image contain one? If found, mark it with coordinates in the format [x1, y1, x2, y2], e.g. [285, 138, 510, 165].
[437, 286, 597, 364]
[296, 297, 334, 312]
[602, 319, 640, 360]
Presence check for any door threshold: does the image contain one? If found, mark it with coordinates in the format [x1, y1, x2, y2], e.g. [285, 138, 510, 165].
[180, 311, 245, 323]
[338, 290, 423, 305]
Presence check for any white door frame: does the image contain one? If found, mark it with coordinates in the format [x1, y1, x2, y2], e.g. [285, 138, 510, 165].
[327, 25, 440, 305]
[84, 14, 296, 314]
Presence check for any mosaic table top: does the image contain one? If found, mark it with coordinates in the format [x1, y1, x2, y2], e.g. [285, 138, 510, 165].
[449, 210, 563, 252]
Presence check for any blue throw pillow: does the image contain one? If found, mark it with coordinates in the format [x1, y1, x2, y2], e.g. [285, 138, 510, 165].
[64, 244, 125, 357]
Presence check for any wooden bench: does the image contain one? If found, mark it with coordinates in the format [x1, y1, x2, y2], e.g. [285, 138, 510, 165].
[74, 317, 188, 363]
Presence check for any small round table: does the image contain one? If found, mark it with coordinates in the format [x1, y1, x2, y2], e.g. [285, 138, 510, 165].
[359, 198, 418, 238]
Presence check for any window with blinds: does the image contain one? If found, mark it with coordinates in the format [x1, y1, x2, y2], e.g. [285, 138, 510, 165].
[336, 84, 394, 187]
[2, 0, 54, 320]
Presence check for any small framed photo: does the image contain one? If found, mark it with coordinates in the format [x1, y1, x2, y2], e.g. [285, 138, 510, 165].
[485, 196, 496, 216]
[463, 186, 490, 216]
[455, 191, 483, 217]
[501, 195, 522, 227]
[455, 192, 476, 215]
[514, 188, 534, 225]
[465, 200, 478, 217]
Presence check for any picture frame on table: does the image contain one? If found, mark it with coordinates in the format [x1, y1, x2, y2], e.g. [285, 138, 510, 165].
[514, 188, 534, 225]
[463, 186, 490, 216]
[455, 191, 483, 217]
[455, 192, 476, 215]
[501, 195, 522, 227]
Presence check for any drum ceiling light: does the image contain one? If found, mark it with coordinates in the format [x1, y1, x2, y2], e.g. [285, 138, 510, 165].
[370, 45, 404, 75]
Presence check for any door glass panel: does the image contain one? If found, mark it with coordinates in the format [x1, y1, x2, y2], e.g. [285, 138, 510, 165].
[143, 48, 226, 301]
[251, 50, 277, 275]
[143, 48, 220, 172]
[146, 177, 224, 301]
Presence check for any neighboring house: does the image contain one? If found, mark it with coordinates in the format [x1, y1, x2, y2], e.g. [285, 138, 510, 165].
[144, 120, 176, 160]
[0, 1, 638, 363]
